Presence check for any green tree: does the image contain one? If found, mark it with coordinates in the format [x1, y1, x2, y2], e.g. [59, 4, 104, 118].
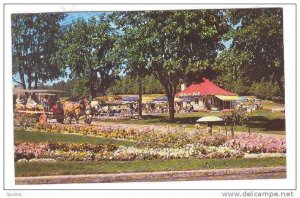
[221, 109, 250, 137]
[143, 74, 165, 94]
[214, 48, 252, 95]
[122, 10, 228, 122]
[70, 78, 90, 97]
[225, 8, 284, 97]
[12, 13, 65, 89]
[250, 80, 281, 100]
[113, 12, 151, 118]
[54, 14, 121, 98]
[107, 74, 165, 95]
[49, 80, 71, 97]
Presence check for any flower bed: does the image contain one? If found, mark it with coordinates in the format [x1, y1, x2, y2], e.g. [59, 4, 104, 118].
[47, 142, 118, 153]
[138, 132, 229, 148]
[15, 133, 286, 162]
[108, 145, 244, 161]
[93, 115, 138, 121]
[225, 133, 286, 153]
[26, 123, 229, 149]
[15, 123, 286, 162]
[15, 142, 244, 162]
[14, 142, 49, 161]
[14, 142, 118, 162]
[31, 123, 146, 140]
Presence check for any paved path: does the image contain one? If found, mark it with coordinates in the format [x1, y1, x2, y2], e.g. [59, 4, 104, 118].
[15, 166, 286, 185]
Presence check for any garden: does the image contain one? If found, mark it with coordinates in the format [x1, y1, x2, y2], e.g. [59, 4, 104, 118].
[14, 120, 286, 177]
[9, 8, 287, 184]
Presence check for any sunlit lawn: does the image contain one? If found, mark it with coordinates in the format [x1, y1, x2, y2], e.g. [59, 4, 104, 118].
[14, 108, 285, 177]
[14, 130, 137, 147]
[62, 96, 284, 134]
[15, 157, 286, 177]
[98, 109, 285, 135]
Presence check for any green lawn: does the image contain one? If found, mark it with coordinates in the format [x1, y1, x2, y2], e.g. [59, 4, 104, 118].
[99, 109, 285, 134]
[15, 157, 286, 177]
[14, 125, 286, 177]
[262, 100, 284, 110]
[14, 130, 137, 147]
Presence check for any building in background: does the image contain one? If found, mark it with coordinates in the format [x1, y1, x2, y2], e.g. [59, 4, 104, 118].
[176, 78, 239, 111]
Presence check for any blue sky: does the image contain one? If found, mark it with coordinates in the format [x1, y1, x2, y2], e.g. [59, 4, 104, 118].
[60, 12, 102, 26]
[13, 12, 233, 87]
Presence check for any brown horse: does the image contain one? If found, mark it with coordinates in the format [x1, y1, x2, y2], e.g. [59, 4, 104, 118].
[63, 98, 90, 124]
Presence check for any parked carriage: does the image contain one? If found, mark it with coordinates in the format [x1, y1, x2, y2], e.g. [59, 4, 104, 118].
[13, 88, 64, 124]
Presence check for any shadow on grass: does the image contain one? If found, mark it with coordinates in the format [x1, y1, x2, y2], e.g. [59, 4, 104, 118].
[249, 116, 285, 131]
[142, 115, 199, 125]
[142, 114, 285, 132]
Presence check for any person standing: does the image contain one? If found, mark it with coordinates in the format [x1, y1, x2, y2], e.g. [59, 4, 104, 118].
[26, 95, 38, 110]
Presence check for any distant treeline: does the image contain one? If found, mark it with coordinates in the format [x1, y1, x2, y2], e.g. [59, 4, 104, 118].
[12, 9, 285, 121]
[48, 74, 165, 97]
[108, 75, 165, 95]
[48, 74, 283, 103]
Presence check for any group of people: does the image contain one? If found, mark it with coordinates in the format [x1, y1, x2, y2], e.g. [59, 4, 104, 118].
[92, 103, 138, 117]
[15, 93, 60, 112]
[237, 101, 263, 113]
[143, 103, 169, 114]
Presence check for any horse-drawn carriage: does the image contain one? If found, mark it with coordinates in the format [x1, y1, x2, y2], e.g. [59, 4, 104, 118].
[13, 88, 65, 124]
[13, 88, 93, 124]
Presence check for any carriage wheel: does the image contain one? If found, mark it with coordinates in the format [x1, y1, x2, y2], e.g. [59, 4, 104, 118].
[64, 116, 72, 124]
[85, 117, 92, 125]
[87, 118, 92, 124]
[39, 114, 47, 123]
[56, 117, 64, 124]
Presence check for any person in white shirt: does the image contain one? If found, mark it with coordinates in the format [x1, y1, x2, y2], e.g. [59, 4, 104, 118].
[15, 95, 25, 109]
[26, 95, 38, 110]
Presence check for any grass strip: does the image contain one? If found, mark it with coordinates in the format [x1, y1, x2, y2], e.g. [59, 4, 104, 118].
[15, 157, 286, 177]
[14, 130, 137, 147]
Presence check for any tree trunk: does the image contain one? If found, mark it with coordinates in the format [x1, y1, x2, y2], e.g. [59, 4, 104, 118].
[231, 123, 234, 138]
[138, 76, 143, 119]
[26, 65, 32, 89]
[247, 118, 251, 133]
[18, 69, 26, 89]
[167, 94, 175, 123]
[34, 73, 38, 89]
[276, 77, 284, 101]
[89, 70, 95, 98]
[27, 76, 32, 89]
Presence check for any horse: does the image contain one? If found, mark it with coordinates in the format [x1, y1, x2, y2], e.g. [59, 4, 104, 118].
[63, 98, 90, 124]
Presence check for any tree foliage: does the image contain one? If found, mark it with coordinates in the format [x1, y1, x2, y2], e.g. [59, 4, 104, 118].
[11, 13, 65, 89]
[12, 9, 285, 107]
[49, 79, 91, 97]
[116, 10, 229, 122]
[54, 14, 121, 97]
[216, 8, 284, 99]
[221, 109, 252, 137]
[113, 12, 154, 117]
[108, 74, 165, 95]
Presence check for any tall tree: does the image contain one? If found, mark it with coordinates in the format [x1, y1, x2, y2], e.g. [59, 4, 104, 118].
[107, 74, 165, 95]
[113, 12, 150, 118]
[54, 14, 121, 98]
[214, 48, 253, 95]
[224, 8, 284, 97]
[120, 10, 228, 122]
[11, 13, 65, 89]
